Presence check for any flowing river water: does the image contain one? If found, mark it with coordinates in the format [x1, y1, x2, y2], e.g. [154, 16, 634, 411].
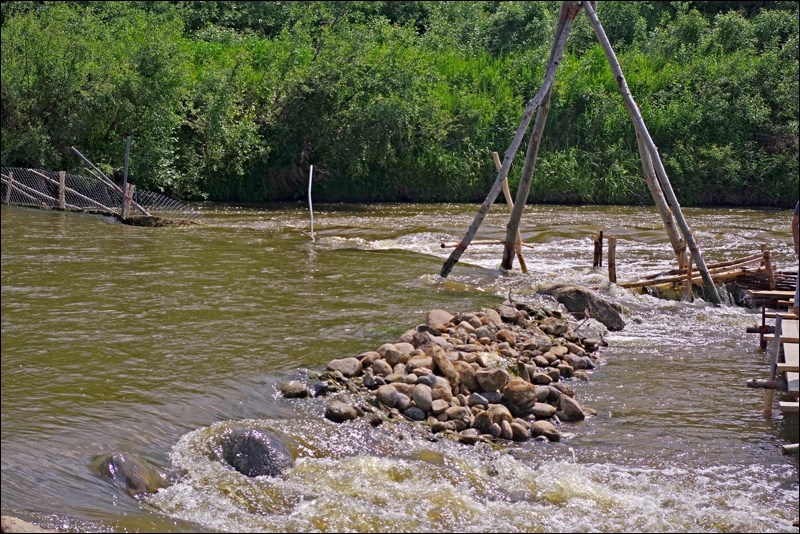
[1, 202, 798, 533]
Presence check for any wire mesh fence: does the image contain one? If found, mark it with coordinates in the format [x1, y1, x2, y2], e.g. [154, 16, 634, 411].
[1, 167, 202, 223]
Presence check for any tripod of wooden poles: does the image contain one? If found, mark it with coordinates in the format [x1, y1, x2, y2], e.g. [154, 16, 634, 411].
[439, 0, 721, 305]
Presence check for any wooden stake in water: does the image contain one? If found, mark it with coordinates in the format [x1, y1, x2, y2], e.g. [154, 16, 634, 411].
[121, 135, 131, 219]
[308, 165, 315, 241]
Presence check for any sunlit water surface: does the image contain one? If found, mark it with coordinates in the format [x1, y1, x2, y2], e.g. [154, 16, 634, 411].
[1, 202, 797, 532]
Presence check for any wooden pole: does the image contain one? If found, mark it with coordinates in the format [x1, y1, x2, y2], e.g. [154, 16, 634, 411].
[122, 135, 131, 216]
[501, 86, 554, 271]
[58, 171, 66, 209]
[441, 239, 535, 250]
[308, 164, 315, 241]
[440, 1, 580, 278]
[583, 1, 721, 305]
[592, 231, 604, 268]
[500, 3, 583, 272]
[122, 184, 135, 220]
[4, 171, 13, 204]
[492, 151, 527, 273]
[635, 129, 684, 259]
[760, 244, 776, 290]
[684, 249, 694, 302]
[608, 237, 617, 283]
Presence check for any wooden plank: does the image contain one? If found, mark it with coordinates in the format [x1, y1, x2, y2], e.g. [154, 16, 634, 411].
[762, 335, 799, 343]
[765, 312, 799, 319]
[782, 320, 798, 392]
[777, 363, 800, 373]
[779, 401, 799, 413]
[750, 290, 796, 297]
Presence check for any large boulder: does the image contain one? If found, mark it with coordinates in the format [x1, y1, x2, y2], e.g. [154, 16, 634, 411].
[537, 283, 626, 331]
[92, 452, 171, 497]
[216, 428, 294, 478]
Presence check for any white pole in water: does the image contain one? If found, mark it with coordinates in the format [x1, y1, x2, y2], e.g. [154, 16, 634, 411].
[307, 164, 315, 241]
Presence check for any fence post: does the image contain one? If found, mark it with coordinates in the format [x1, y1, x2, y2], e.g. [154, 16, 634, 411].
[122, 184, 134, 220]
[592, 231, 603, 268]
[4, 172, 13, 204]
[121, 136, 131, 216]
[58, 171, 66, 209]
[607, 237, 617, 283]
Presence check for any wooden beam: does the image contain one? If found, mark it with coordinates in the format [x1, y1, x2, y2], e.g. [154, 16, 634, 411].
[762, 334, 799, 344]
[441, 239, 535, 250]
[779, 401, 799, 413]
[777, 363, 800, 373]
[764, 312, 799, 320]
[749, 290, 795, 297]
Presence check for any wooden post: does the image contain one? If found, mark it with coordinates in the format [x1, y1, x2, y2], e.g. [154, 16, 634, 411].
[684, 249, 694, 302]
[4, 171, 13, 204]
[122, 184, 134, 220]
[607, 236, 617, 283]
[592, 231, 603, 268]
[121, 135, 131, 215]
[440, 1, 580, 278]
[308, 164, 315, 241]
[58, 171, 66, 209]
[492, 152, 527, 273]
[760, 244, 776, 290]
[583, 1, 721, 305]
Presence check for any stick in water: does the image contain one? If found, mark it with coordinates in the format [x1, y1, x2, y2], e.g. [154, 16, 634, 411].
[308, 165, 315, 241]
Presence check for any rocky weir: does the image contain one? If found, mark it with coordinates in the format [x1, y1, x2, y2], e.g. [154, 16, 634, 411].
[280, 296, 612, 445]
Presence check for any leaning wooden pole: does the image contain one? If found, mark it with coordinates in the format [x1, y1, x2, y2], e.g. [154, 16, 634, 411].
[501, 87, 554, 270]
[634, 129, 684, 259]
[440, 1, 580, 278]
[583, 1, 721, 304]
[500, 3, 579, 271]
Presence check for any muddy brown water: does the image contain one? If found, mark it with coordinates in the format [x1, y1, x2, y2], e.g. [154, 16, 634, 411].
[1, 203, 797, 532]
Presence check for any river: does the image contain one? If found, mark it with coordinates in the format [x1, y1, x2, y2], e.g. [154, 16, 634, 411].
[1, 202, 797, 532]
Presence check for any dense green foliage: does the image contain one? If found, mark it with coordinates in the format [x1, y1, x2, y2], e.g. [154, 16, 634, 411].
[1, 1, 797, 206]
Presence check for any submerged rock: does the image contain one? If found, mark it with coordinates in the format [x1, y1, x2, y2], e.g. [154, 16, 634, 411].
[92, 452, 171, 497]
[216, 428, 294, 478]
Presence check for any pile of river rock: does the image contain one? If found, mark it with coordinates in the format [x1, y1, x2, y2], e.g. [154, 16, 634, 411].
[280, 300, 607, 445]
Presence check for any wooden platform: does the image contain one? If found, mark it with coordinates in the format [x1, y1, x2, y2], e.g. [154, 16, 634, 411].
[782, 319, 799, 400]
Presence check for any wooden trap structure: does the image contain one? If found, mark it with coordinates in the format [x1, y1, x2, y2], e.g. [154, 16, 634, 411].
[1, 145, 201, 226]
[439, 1, 724, 305]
